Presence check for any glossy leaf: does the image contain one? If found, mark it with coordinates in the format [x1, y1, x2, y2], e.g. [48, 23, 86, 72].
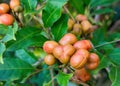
[92, 8, 114, 15]
[30, 65, 51, 86]
[57, 71, 73, 86]
[109, 66, 120, 86]
[51, 14, 68, 41]
[6, 27, 47, 51]
[109, 66, 116, 82]
[97, 43, 114, 54]
[108, 48, 120, 66]
[94, 56, 110, 73]
[2, 22, 18, 43]
[90, 0, 118, 8]
[15, 49, 37, 65]
[92, 28, 106, 46]
[20, 0, 37, 14]
[69, 0, 84, 14]
[107, 32, 120, 41]
[0, 58, 35, 81]
[0, 43, 6, 64]
[0, 24, 8, 35]
[42, 0, 67, 27]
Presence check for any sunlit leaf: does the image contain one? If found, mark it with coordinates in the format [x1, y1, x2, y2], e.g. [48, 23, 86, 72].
[42, 0, 67, 27]
[51, 14, 68, 41]
[57, 71, 73, 86]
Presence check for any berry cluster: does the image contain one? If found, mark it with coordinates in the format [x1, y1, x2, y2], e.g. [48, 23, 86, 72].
[0, 0, 22, 26]
[43, 33, 99, 73]
[68, 14, 94, 38]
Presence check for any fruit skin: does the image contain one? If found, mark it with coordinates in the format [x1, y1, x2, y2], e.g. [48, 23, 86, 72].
[53, 45, 63, 58]
[86, 53, 99, 70]
[59, 33, 77, 45]
[58, 53, 70, 64]
[13, 5, 23, 12]
[73, 40, 92, 50]
[63, 44, 75, 56]
[10, 0, 20, 10]
[75, 49, 89, 59]
[70, 49, 89, 69]
[72, 23, 82, 35]
[76, 14, 87, 22]
[74, 68, 90, 82]
[0, 3, 10, 14]
[0, 14, 14, 26]
[68, 19, 75, 31]
[53, 44, 75, 64]
[43, 41, 59, 54]
[44, 54, 56, 65]
[81, 20, 92, 33]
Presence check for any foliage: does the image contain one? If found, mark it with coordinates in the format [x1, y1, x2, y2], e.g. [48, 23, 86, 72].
[0, 0, 120, 86]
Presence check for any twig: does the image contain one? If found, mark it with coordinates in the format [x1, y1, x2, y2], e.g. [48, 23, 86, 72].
[32, 58, 43, 67]
[71, 77, 89, 86]
[95, 39, 120, 48]
[24, 67, 50, 82]
[63, 6, 75, 22]
[32, 16, 52, 39]
[49, 66, 55, 86]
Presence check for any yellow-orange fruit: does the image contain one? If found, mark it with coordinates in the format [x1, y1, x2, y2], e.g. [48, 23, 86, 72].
[86, 53, 99, 70]
[68, 19, 75, 31]
[74, 68, 90, 82]
[70, 50, 88, 69]
[0, 14, 14, 26]
[73, 40, 92, 50]
[59, 33, 77, 45]
[58, 53, 70, 64]
[75, 49, 90, 59]
[44, 54, 56, 65]
[43, 41, 59, 54]
[53, 45, 63, 58]
[13, 5, 23, 12]
[63, 44, 75, 56]
[53, 44, 75, 63]
[72, 23, 82, 35]
[10, 0, 20, 10]
[81, 20, 92, 33]
[76, 14, 87, 22]
[0, 3, 9, 14]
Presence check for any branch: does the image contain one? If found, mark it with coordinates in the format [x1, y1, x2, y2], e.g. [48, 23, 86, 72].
[95, 39, 120, 48]
[49, 66, 55, 86]
[63, 6, 75, 22]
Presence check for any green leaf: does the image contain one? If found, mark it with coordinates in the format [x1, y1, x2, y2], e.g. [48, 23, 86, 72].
[97, 43, 114, 54]
[94, 56, 110, 73]
[83, 0, 91, 5]
[2, 22, 18, 43]
[57, 71, 73, 86]
[30, 65, 51, 86]
[108, 48, 120, 66]
[90, 0, 118, 8]
[15, 49, 37, 65]
[51, 14, 68, 41]
[0, 42, 6, 64]
[92, 8, 114, 15]
[109, 66, 116, 82]
[42, 0, 67, 27]
[0, 24, 8, 35]
[69, 0, 84, 14]
[92, 28, 106, 46]
[107, 32, 120, 41]
[0, 58, 35, 81]
[109, 66, 120, 86]
[6, 27, 47, 51]
[20, 0, 37, 14]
